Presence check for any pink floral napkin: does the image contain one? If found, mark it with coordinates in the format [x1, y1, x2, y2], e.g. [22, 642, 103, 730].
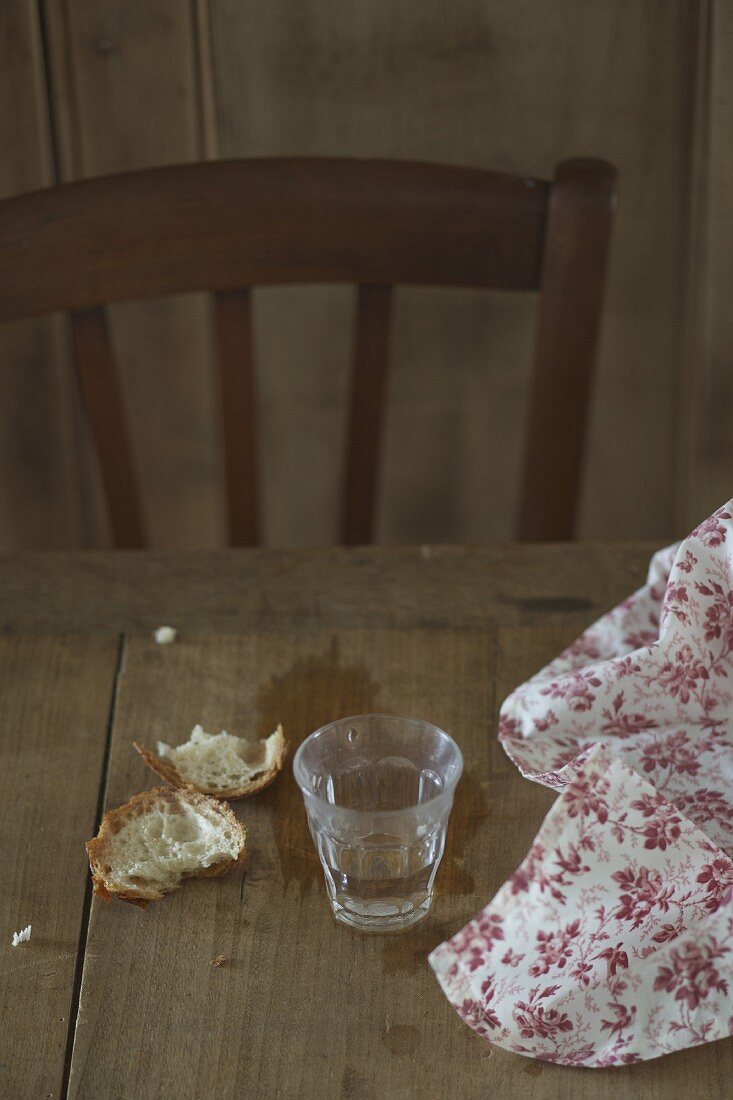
[430, 500, 733, 1066]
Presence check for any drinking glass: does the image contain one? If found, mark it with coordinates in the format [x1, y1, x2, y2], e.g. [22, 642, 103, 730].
[293, 713, 463, 933]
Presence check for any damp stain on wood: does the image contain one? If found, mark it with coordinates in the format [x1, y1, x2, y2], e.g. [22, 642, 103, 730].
[381, 1024, 420, 1056]
[255, 636, 379, 896]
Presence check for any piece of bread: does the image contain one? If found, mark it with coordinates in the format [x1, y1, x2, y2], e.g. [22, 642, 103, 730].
[86, 786, 246, 906]
[134, 723, 287, 799]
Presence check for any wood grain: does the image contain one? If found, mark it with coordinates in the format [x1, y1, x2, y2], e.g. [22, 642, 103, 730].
[67, 628, 497, 1098]
[71, 307, 145, 548]
[0, 155, 606, 545]
[67, 618, 730, 1096]
[0, 544, 727, 1095]
[215, 288, 260, 545]
[517, 159, 616, 540]
[675, 0, 711, 532]
[1, 1, 714, 549]
[0, 157, 553, 321]
[342, 284, 393, 544]
[43, 0, 223, 550]
[0, 0, 82, 550]
[0, 543, 655, 635]
[210, 0, 701, 545]
[694, 0, 733, 520]
[0, 635, 120, 1099]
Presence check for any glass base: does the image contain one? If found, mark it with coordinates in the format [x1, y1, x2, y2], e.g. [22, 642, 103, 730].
[329, 893, 433, 933]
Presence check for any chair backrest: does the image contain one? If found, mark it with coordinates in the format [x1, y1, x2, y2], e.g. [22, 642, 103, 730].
[0, 156, 617, 547]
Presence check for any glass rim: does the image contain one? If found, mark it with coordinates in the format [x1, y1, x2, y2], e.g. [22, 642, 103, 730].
[292, 711, 464, 816]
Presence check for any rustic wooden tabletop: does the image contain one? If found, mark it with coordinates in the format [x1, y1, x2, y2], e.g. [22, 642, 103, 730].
[1, 544, 729, 1099]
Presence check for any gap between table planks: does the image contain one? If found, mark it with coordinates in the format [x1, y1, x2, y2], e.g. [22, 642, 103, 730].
[66, 628, 497, 1098]
[0, 634, 122, 1100]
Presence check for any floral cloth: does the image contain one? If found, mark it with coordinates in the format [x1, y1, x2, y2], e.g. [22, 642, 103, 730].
[430, 501, 733, 1066]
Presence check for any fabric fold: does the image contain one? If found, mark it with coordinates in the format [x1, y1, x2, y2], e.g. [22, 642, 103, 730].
[430, 500, 733, 1065]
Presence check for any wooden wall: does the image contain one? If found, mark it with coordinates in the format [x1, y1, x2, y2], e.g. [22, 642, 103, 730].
[696, 0, 733, 523]
[0, 0, 726, 549]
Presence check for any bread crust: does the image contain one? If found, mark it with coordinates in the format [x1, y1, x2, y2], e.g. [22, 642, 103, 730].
[86, 786, 247, 906]
[133, 725, 288, 800]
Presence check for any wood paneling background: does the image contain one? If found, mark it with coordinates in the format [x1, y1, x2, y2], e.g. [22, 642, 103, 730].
[0, 1, 82, 548]
[44, 0, 223, 548]
[696, 0, 732, 522]
[0, 0, 726, 549]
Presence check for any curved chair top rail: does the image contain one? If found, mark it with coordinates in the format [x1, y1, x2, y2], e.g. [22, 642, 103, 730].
[0, 157, 558, 322]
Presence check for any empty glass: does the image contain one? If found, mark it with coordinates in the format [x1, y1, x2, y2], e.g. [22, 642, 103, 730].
[293, 714, 463, 933]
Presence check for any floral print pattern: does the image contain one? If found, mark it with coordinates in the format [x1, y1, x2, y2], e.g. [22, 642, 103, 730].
[430, 500, 733, 1066]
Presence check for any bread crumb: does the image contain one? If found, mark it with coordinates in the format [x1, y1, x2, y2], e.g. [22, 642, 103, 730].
[210, 954, 226, 968]
[12, 924, 31, 946]
[154, 626, 177, 645]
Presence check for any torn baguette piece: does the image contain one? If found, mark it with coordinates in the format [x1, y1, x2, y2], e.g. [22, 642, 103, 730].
[134, 723, 287, 799]
[86, 786, 246, 906]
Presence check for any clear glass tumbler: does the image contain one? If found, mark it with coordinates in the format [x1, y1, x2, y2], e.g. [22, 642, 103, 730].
[293, 713, 463, 933]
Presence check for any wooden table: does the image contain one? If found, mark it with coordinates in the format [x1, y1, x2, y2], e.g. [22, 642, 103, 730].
[0, 544, 729, 1099]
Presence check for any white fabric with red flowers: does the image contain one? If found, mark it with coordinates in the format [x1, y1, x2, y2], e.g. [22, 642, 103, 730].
[430, 500, 733, 1066]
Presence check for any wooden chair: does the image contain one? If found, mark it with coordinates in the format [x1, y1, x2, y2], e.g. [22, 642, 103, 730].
[0, 157, 617, 547]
